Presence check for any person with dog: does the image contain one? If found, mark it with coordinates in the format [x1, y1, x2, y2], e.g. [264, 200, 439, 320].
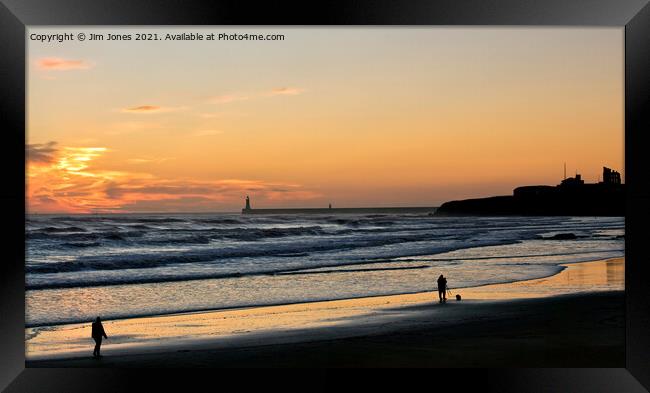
[437, 274, 447, 303]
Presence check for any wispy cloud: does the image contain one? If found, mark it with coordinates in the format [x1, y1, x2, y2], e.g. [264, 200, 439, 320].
[36, 57, 92, 71]
[121, 105, 163, 114]
[268, 87, 305, 96]
[121, 105, 187, 114]
[55, 147, 108, 173]
[26, 141, 58, 164]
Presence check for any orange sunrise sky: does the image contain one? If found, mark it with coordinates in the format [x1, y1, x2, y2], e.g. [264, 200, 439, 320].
[27, 27, 624, 213]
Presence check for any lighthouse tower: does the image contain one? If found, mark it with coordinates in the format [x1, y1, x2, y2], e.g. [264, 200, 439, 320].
[244, 195, 251, 210]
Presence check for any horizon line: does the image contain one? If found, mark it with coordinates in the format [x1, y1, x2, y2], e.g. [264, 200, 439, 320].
[27, 204, 444, 215]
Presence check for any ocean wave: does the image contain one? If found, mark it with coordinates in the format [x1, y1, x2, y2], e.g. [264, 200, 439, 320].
[29, 226, 622, 276]
[123, 224, 154, 230]
[25, 245, 624, 291]
[27, 230, 145, 242]
[29, 226, 87, 233]
[24, 237, 520, 283]
[276, 265, 431, 276]
[139, 226, 335, 244]
[146, 235, 213, 245]
[60, 242, 102, 248]
[393, 249, 625, 262]
[195, 218, 243, 225]
[213, 226, 328, 240]
[133, 217, 187, 223]
[25, 257, 446, 289]
[25, 214, 625, 290]
[26, 232, 510, 275]
[325, 217, 401, 227]
[26, 264, 437, 291]
[30, 215, 188, 224]
[27, 225, 336, 243]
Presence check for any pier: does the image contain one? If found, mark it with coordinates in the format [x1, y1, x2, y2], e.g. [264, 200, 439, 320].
[241, 197, 437, 215]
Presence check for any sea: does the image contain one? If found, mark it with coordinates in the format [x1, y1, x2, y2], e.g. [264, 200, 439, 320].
[25, 213, 624, 327]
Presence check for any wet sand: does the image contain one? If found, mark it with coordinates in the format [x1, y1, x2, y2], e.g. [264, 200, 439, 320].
[26, 257, 624, 367]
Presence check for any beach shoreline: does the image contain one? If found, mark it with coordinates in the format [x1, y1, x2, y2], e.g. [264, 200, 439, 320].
[26, 257, 624, 367]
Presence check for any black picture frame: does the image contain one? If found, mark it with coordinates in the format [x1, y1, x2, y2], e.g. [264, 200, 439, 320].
[1, 0, 649, 391]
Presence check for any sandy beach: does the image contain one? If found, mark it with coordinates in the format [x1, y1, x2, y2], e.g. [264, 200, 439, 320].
[26, 257, 624, 367]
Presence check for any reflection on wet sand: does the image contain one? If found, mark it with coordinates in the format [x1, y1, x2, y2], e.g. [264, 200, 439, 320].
[460, 257, 624, 300]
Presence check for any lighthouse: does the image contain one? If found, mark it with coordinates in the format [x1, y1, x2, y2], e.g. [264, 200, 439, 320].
[244, 195, 251, 211]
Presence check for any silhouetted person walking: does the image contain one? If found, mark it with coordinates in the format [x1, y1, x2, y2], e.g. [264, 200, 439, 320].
[92, 317, 108, 358]
[437, 274, 447, 303]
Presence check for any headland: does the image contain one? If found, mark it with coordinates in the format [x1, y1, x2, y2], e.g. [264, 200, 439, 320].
[436, 166, 624, 216]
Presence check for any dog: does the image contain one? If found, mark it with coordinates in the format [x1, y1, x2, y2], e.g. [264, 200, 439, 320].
[456, 294, 461, 301]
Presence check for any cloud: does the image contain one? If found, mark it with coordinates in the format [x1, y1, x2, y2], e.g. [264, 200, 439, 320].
[26, 141, 58, 164]
[116, 196, 219, 212]
[27, 145, 321, 213]
[122, 105, 162, 113]
[105, 183, 219, 198]
[264, 189, 321, 201]
[55, 147, 107, 173]
[95, 178, 321, 213]
[268, 87, 305, 96]
[36, 57, 92, 70]
[121, 105, 187, 114]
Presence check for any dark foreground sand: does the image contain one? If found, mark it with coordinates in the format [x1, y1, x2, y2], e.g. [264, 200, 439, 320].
[28, 290, 624, 368]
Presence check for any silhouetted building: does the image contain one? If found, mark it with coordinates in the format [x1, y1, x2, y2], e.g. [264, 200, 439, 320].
[436, 165, 625, 217]
[560, 174, 584, 187]
[602, 167, 621, 185]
